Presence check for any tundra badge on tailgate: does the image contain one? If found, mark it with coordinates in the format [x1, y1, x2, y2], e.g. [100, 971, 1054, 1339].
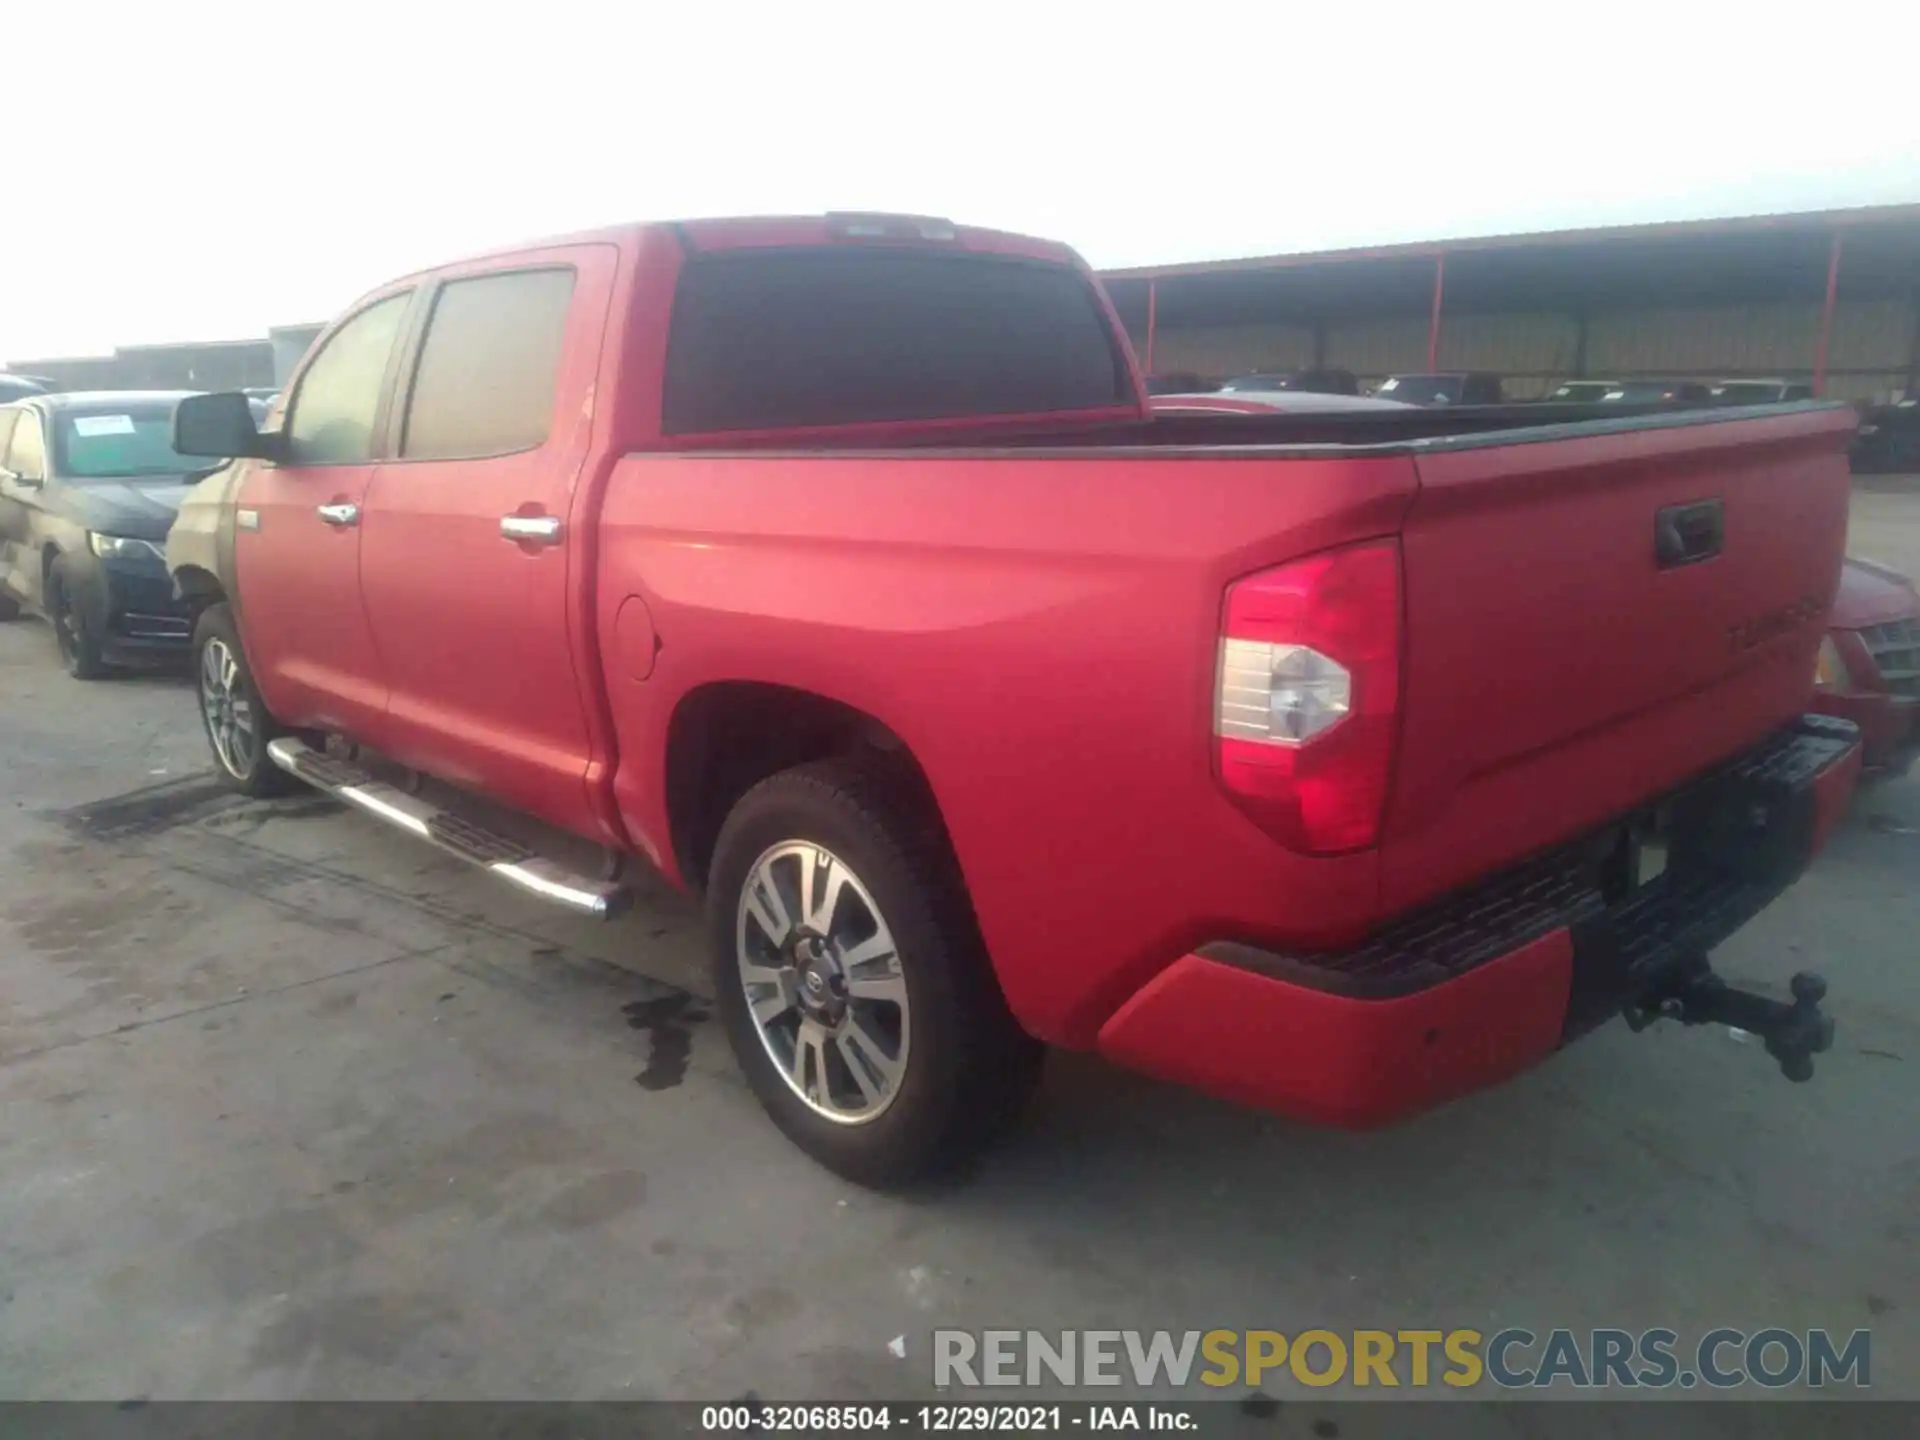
[1727, 594, 1826, 654]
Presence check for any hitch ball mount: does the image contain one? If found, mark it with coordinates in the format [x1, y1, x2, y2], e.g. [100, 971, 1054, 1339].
[1624, 957, 1835, 1083]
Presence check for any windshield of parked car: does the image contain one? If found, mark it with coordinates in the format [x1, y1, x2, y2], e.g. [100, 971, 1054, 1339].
[53, 403, 211, 479]
[1375, 375, 1461, 404]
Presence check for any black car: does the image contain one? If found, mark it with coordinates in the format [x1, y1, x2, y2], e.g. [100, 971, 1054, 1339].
[1707, 379, 1815, 404]
[1595, 379, 1714, 404]
[0, 391, 217, 678]
[1853, 397, 1920, 473]
[1545, 380, 1620, 404]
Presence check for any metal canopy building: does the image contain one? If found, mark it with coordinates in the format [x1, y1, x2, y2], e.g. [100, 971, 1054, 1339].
[1098, 203, 1920, 401]
[5, 322, 328, 395]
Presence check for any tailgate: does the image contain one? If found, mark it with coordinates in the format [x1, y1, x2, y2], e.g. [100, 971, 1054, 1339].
[1380, 406, 1856, 914]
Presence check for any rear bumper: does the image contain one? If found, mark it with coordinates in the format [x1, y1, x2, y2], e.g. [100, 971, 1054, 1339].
[1097, 715, 1863, 1127]
[1812, 689, 1916, 776]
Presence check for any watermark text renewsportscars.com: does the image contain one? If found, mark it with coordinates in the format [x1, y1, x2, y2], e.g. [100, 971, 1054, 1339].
[931, 1328, 1871, 1391]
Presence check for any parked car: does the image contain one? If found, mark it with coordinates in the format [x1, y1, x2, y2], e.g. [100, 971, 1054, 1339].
[1546, 380, 1621, 403]
[1374, 372, 1505, 406]
[1150, 389, 1416, 415]
[1710, 379, 1814, 404]
[0, 374, 49, 402]
[1852, 397, 1920, 473]
[1219, 368, 1360, 396]
[169, 212, 1859, 1186]
[1813, 558, 1919, 775]
[1596, 379, 1714, 404]
[0, 391, 214, 678]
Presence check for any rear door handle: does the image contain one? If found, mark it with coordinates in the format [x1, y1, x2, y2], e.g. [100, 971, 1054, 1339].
[500, 514, 563, 546]
[316, 503, 360, 527]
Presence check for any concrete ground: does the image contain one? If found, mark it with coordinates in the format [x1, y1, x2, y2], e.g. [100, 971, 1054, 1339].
[2, 492, 1917, 1409]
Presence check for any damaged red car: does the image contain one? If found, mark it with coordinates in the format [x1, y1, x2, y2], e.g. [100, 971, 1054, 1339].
[1815, 559, 1919, 776]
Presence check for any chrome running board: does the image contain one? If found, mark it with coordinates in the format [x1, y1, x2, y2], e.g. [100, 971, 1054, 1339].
[265, 737, 631, 918]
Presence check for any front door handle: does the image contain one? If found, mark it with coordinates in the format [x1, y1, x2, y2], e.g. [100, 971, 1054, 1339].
[316, 503, 360, 528]
[500, 514, 563, 546]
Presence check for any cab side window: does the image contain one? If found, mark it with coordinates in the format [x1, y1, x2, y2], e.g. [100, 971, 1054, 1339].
[283, 292, 413, 466]
[400, 268, 576, 461]
[5, 410, 47, 480]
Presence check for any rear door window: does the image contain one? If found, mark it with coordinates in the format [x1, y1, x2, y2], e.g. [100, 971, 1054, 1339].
[400, 268, 577, 460]
[662, 249, 1127, 434]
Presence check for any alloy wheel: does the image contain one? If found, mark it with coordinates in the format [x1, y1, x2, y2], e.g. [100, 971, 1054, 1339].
[736, 841, 910, 1124]
[199, 637, 257, 779]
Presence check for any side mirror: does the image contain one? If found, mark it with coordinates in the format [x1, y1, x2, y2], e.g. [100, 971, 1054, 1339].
[174, 392, 283, 461]
[0, 465, 41, 489]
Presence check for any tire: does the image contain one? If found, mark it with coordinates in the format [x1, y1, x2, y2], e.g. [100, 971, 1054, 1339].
[193, 602, 301, 797]
[0, 592, 20, 621]
[47, 556, 110, 680]
[707, 758, 1043, 1188]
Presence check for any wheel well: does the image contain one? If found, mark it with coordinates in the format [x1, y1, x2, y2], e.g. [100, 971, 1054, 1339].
[665, 682, 944, 890]
[171, 565, 226, 621]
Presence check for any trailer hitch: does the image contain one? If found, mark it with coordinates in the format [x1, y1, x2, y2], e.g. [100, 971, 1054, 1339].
[1624, 957, 1835, 1082]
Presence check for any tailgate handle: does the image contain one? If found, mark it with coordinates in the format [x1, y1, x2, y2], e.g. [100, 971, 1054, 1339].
[1655, 499, 1724, 569]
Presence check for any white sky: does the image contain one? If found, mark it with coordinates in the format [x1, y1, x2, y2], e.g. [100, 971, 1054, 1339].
[6, 1, 1918, 361]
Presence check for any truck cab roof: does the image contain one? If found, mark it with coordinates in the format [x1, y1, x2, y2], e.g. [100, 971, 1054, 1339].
[406, 213, 1081, 285]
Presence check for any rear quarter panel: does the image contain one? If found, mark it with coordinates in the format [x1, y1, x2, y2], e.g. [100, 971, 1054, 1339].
[596, 448, 1416, 1043]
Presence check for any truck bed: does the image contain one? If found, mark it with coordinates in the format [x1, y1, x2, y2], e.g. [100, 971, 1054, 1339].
[660, 399, 1847, 454]
[599, 401, 1856, 1042]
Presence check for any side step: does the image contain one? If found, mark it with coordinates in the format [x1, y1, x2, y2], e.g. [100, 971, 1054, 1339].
[265, 737, 631, 919]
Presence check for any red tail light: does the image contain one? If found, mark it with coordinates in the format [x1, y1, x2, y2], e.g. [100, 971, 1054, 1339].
[1214, 540, 1404, 854]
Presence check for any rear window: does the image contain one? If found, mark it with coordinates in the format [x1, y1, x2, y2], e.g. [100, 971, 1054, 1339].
[661, 249, 1127, 434]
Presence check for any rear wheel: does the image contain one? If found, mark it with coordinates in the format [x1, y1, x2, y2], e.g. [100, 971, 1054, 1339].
[194, 603, 301, 797]
[47, 557, 109, 680]
[0, 592, 19, 621]
[707, 758, 1043, 1188]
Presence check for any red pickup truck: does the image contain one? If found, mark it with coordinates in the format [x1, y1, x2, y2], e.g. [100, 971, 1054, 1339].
[169, 213, 1862, 1186]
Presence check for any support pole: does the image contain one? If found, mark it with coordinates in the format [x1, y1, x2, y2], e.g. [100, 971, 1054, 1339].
[1144, 281, 1157, 376]
[1903, 286, 1920, 399]
[1426, 254, 1446, 372]
[1813, 232, 1843, 397]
